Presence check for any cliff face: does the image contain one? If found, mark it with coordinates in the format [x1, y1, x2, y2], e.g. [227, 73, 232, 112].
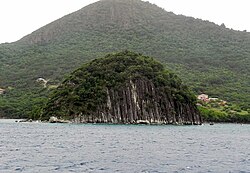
[73, 79, 201, 125]
[42, 51, 202, 125]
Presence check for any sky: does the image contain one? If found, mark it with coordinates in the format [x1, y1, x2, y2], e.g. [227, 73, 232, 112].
[0, 0, 249, 44]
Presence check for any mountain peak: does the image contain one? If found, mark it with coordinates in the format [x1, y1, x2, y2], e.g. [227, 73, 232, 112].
[18, 0, 167, 44]
[1, 0, 250, 119]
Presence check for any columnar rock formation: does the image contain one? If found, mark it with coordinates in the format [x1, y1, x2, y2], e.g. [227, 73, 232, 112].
[42, 51, 202, 125]
[72, 79, 201, 125]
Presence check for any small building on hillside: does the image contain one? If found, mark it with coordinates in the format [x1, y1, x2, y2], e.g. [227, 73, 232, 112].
[0, 88, 5, 95]
[209, 98, 218, 101]
[36, 78, 49, 88]
[197, 94, 209, 102]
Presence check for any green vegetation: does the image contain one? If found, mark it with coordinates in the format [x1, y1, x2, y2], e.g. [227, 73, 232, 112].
[41, 51, 197, 121]
[198, 99, 250, 123]
[0, 86, 48, 119]
[0, 0, 249, 119]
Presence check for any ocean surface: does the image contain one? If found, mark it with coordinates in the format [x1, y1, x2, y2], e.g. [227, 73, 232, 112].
[0, 119, 249, 173]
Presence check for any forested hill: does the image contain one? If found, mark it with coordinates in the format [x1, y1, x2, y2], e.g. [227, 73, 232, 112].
[0, 0, 249, 118]
[41, 51, 202, 125]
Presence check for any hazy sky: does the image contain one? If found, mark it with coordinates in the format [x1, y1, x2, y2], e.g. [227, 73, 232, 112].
[0, 0, 249, 44]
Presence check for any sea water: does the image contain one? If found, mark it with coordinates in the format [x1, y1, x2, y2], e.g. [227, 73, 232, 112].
[0, 119, 249, 173]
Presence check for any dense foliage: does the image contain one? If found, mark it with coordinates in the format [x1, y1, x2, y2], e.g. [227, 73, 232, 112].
[41, 51, 197, 120]
[0, 0, 249, 118]
[198, 100, 250, 123]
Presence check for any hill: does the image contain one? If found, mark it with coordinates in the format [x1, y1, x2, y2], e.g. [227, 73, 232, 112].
[41, 51, 202, 125]
[0, 0, 249, 118]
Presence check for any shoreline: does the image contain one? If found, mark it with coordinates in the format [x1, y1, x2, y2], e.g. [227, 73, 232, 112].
[1, 118, 249, 125]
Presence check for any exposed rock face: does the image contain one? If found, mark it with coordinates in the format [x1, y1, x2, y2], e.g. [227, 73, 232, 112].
[49, 116, 71, 123]
[42, 51, 202, 125]
[73, 79, 201, 125]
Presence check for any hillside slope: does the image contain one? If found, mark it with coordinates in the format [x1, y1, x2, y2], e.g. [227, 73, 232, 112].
[42, 51, 202, 125]
[0, 0, 249, 118]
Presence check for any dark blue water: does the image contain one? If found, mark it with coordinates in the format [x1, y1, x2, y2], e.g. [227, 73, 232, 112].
[0, 119, 249, 173]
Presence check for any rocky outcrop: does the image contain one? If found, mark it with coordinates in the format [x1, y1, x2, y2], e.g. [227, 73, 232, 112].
[49, 116, 71, 123]
[72, 79, 201, 125]
[43, 51, 202, 125]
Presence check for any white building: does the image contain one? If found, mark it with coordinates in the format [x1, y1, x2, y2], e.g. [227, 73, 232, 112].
[0, 88, 5, 94]
[197, 94, 209, 102]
